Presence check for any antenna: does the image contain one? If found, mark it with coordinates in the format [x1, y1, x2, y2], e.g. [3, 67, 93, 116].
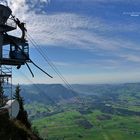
[4, 100, 20, 119]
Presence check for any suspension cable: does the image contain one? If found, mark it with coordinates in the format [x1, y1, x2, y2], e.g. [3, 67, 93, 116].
[16, 70, 58, 106]
[27, 34, 74, 91]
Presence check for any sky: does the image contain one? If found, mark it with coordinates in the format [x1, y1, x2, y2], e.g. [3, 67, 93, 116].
[1, 0, 140, 84]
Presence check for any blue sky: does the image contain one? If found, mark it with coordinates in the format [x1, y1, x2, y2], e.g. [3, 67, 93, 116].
[2, 0, 140, 84]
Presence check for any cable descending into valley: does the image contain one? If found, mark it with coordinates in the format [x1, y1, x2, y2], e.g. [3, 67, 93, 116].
[27, 34, 74, 92]
[17, 70, 58, 106]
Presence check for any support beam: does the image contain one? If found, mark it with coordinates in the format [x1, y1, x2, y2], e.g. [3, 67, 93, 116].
[0, 33, 3, 60]
[0, 75, 12, 78]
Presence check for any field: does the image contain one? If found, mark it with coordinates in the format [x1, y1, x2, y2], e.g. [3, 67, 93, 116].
[33, 110, 140, 140]
[24, 83, 140, 140]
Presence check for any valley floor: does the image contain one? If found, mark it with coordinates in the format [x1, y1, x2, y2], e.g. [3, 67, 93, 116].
[24, 83, 140, 140]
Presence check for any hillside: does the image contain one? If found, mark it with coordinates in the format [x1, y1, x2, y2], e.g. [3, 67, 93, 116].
[27, 83, 140, 140]
[21, 84, 78, 104]
[72, 83, 140, 95]
[0, 107, 43, 140]
[4, 83, 139, 139]
[0, 84, 44, 140]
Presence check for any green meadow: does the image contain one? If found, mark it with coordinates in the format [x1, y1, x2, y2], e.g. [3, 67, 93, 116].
[33, 110, 140, 140]
[24, 83, 140, 140]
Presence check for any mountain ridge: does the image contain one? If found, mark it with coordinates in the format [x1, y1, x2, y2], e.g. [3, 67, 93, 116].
[20, 84, 78, 105]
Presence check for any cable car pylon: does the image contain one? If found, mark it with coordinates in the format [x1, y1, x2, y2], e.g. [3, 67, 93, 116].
[0, 4, 52, 115]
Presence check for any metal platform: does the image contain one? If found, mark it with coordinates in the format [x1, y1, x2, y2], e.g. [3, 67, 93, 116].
[0, 58, 26, 66]
[0, 24, 16, 32]
[0, 74, 12, 77]
[3, 34, 27, 46]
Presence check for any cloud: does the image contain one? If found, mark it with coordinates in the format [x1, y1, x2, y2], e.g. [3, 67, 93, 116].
[1, 0, 50, 19]
[0, 1, 7, 5]
[2, 1, 140, 66]
[53, 62, 71, 67]
[3, 0, 139, 84]
[6, 0, 29, 20]
[23, 11, 140, 54]
[1, 0, 139, 52]
[3, 0, 139, 70]
[54, 60, 119, 71]
[120, 54, 140, 63]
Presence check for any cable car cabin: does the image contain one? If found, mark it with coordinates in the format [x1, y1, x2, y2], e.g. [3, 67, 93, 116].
[9, 43, 29, 60]
[0, 4, 30, 67]
[0, 43, 29, 66]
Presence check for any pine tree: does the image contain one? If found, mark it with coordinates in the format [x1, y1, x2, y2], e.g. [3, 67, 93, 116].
[14, 84, 24, 111]
[14, 84, 31, 129]
[0, 81, 4, 107]
[0, 80, 7, 107]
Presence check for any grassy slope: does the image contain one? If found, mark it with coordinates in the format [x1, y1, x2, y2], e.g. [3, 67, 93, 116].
[28, 83, 140, 140]
[0, 112, 42, 140]
[33, 110, 140, 140]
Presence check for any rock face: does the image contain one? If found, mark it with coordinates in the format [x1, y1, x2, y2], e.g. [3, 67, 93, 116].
[0, 112, 43, 140]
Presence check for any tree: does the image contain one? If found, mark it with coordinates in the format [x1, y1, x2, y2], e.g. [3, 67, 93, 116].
[14, 84, 24, 111]
[0, 80, 7, 107]
[0, 82, 4, 107]
[14, 84, 31, 129]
